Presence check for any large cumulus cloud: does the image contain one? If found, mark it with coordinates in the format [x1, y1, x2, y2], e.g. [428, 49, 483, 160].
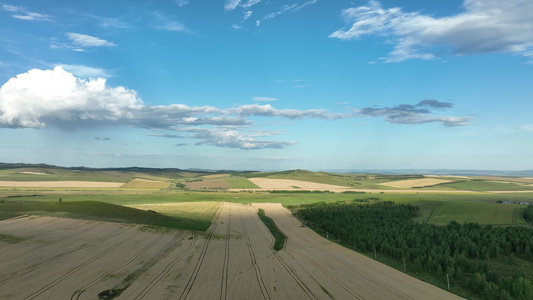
[0, 66, 141, 128]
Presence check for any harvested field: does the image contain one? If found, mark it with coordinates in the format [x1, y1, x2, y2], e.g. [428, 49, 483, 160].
[184, 179, 231, 190]
[0, 181, 123, 188]
[0, 203, 462, 299]
[201, 174, 229, 179]
[247, 177, 349, 190]
[379, 178, 452, 188]
[122, 179, 170, 189]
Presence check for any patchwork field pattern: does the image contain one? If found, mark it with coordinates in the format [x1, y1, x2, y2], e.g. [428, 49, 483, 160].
[0, 203, 462, 299]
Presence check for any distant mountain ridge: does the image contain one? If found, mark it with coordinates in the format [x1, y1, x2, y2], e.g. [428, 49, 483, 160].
[0, 162, 218, 173]
[1, 163, 532, 177]
[330, 169, 533, 177]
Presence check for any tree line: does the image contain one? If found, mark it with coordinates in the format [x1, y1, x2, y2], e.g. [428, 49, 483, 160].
[295, 200, 533, 300]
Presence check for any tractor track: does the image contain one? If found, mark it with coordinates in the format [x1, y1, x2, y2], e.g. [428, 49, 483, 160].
[70, 227, 173, 300]
[0, 223, 133, 287]
[177, 201, 224, 300]
[239, 205, 271, 300]
[129, 231, 198, 300]
[24, 226, 144, 300]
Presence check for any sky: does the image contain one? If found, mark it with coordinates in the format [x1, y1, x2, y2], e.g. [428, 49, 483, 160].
[0, 0, 532, 171]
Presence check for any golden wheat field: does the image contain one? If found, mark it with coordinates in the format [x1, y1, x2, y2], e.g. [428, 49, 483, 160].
[0, 203, 462, 299]
[379, 178, 452, 188]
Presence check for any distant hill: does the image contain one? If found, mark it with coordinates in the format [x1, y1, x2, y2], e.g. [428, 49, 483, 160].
[335, 169, 533, 177]
[1, 163, 532, 178]
[0, 162, 227, 174]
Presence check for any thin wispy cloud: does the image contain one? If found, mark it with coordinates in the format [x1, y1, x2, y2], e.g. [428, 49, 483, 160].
[146, 133, 184, 139]
[264, 0, 317, 20]
[228, 0, 318, 29]
[176, 0, 189, 7]
[58, 64, 113, 78]
[2, 4, 20, 12]
[154, 13, 193, 34]
[253, 96, 277, 102]
[189, 128, 296, 150]
[84, 14, 129, 29]
[330, 0, 533, 62]
[2, 4, 53, 22]
[65, 33, 116, 48]
[224, 0, 242, 11]
[357, 100, 471, 127]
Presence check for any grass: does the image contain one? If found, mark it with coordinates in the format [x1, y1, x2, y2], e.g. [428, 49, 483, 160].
[0, 233, 28, 243]
[222, 176, 260, 189]
[2, 189, 533, 227]
[126, 201, 220, 223]
[257, 208, 287, 251]
[0, 201, 211, 231]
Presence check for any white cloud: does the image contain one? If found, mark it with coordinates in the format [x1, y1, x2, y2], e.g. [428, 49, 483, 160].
[330, 0, 533, 62]
[0, 68, 468, 150]
[58, 64, 113, 78]
[176, 0, 189, 7]
[190, 128, 296, 149]
[3, 4, 53, 22]
[224, 0, 242, 11]
[65, 33, 116, 48]
[241, 0, 261, 8]
[253, 96, 277, 102]
[154, 13, 192, 34]
[0, 67, 141, 128]
[231, 104, 346, 120]
[263, 0, 317, 21]
[159, 21, 187, 32]
[2, 4, 21, 12]
[225, 0, 261, 11]
[13, 12, 53, 22]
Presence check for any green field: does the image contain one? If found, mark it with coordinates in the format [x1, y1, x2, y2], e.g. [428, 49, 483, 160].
[222, 176, 260, 188]
[0, 200, 211, 230]
[423, 201, 527, 225]
[437, 180, 533, 191]
[1, 166, 532, 231]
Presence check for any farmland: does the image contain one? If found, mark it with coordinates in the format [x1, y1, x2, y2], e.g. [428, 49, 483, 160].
[0, 203, 462, 300]
[1, 164, 533, 299]
[121, 179, 171, 189]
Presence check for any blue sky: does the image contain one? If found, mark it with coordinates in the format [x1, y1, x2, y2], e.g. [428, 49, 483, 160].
[1, 0, 532, 171]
